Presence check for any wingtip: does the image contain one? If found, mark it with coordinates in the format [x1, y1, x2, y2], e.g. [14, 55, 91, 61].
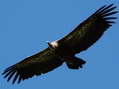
[95, 4, 117, 14]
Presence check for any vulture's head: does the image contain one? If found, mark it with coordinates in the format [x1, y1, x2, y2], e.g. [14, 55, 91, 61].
[47, 41, 59, 49]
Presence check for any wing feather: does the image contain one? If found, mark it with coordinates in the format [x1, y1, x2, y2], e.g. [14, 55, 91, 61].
[58, 4, 118, 53]
[2, 48, 63, 84]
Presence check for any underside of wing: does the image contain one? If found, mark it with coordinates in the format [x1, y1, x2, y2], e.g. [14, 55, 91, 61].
[2, 48, 63, 84]
[58, 4, 118, 54]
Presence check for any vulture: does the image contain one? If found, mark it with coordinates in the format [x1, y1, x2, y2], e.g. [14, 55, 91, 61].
[2, 4, 118, 84]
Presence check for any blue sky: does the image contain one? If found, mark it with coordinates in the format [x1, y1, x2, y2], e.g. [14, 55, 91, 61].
[0, 0, 119, 89]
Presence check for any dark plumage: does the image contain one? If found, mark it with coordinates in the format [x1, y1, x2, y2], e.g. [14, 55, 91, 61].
[2, 4, 118, 84]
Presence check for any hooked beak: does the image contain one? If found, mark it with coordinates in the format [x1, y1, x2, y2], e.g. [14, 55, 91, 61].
[46, 41, 51, 47]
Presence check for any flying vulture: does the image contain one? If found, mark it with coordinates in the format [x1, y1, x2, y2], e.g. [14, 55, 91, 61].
[2, 4, 118, 84]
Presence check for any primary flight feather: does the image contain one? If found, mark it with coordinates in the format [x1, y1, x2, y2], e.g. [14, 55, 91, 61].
[2, 4, 118, 84]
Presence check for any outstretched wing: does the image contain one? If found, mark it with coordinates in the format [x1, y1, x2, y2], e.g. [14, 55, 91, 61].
[2, 48, 63, 84]
[58, 4, 118, 54]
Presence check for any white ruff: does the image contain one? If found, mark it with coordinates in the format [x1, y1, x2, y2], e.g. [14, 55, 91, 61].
[50, 41, 58, 48]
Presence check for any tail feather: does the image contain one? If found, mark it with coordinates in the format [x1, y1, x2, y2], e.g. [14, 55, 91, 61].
[64, 56, 86, 69]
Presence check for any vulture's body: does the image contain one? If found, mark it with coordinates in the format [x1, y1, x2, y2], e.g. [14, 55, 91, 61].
[2, 4, 118, 84]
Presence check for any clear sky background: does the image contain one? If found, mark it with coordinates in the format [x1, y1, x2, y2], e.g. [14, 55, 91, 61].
[0, 0, 119, 89]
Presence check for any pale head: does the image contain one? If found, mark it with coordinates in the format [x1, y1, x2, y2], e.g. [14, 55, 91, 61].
[47, 40, 58, 49]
